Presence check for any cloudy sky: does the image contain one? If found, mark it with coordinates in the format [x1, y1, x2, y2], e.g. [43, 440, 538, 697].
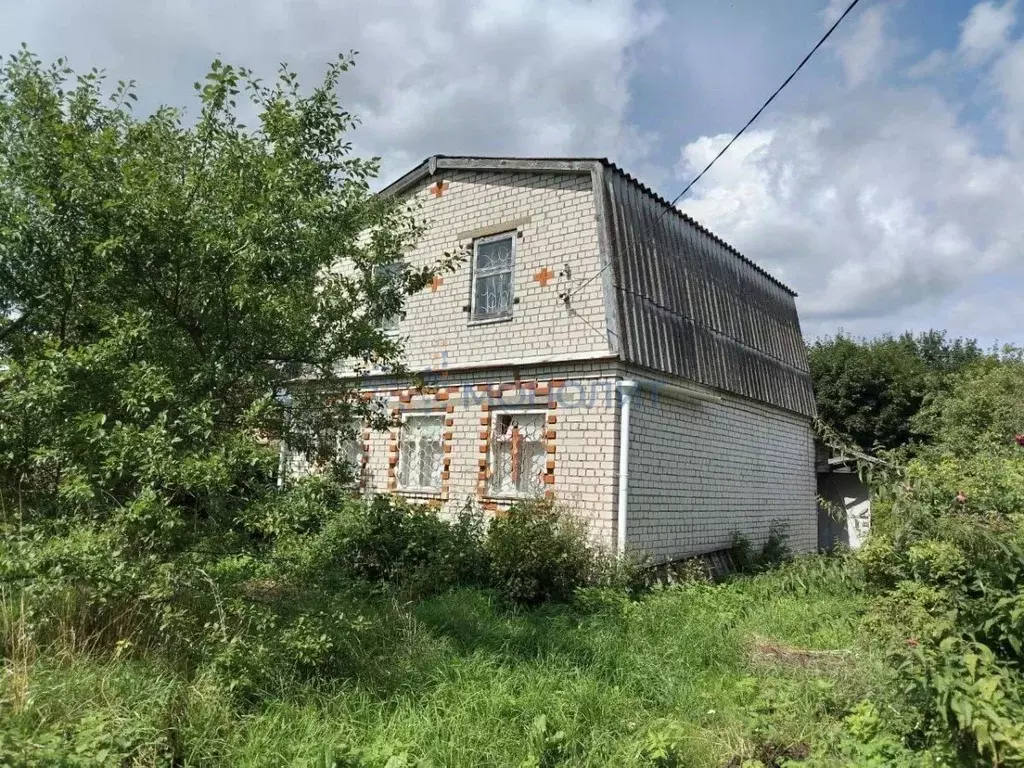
[2, 0, 1021, 345]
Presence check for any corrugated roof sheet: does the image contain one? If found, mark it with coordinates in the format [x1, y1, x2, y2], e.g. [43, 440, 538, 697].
[381, 155, 816, 417]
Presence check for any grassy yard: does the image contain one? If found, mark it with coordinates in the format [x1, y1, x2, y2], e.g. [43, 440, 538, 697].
[2, 557, 888, 766]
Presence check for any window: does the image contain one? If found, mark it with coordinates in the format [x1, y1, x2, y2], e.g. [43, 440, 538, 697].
[338, 421, 363, 485]
[488, 411, 546, 496]
[470, 232, 515, 322]
[375, 261, 403, 333]
[397, 414, 444, 491]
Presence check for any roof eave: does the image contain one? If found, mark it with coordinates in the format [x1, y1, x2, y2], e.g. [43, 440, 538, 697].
[379, 155, 604, 198]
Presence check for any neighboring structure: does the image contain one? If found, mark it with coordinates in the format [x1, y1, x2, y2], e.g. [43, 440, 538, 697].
[816, 441, 873, 550]
[319, 156, 818, 562]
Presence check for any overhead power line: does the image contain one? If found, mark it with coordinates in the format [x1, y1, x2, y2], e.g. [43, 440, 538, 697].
[668, 0, 863, 208]
[567, 0, 863, 304]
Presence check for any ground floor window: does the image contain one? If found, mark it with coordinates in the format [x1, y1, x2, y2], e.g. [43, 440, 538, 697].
[338, 420, 363, 485]
[397, 414, 444, 491]
[488, 410, 546, 496]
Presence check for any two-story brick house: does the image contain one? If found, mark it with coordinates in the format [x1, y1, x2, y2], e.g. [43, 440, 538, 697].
[334, 155, 817, 562]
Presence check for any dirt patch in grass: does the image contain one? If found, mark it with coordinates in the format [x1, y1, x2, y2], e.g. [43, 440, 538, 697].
[747, 635, 852, 670]
[724, 740, 811, 767]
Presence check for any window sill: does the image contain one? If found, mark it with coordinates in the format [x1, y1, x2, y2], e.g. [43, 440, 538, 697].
[467, 315, 514, 328]
[482, 492, 543, 502]
[394, 488, 443, 498]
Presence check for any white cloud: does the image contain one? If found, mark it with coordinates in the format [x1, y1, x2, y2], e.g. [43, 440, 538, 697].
[821, 0, 850, 26]
[959, 0, 1017, 64]
[676, 76, 1024, 331]
[0, 0, 660, 184]
[834, 4, 889, 87]
[906, 49, 949, 79]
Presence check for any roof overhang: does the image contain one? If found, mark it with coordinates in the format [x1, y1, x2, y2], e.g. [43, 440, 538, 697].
[379, 155, 605, 198]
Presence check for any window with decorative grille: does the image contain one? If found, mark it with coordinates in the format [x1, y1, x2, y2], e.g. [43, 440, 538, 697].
[488, 411, 546, 496]
[397, 414, 444, 491]
[338, 420, 362, 485]
[470, 232, 515, 322]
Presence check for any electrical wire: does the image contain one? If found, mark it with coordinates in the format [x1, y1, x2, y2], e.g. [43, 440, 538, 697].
[567, 0, 863, 305]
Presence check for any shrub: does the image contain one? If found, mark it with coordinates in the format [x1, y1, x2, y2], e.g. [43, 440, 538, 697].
[302, 495, 489, 597]
[485, 498, 601, 606]
[728, 524, 792, 575]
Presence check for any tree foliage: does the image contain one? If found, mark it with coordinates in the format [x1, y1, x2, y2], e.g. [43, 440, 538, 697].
[808, 330, 986, 452]
[0, 48, 449, 527]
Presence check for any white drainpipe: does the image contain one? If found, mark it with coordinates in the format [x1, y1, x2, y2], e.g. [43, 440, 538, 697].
[616, 380, 638, 556]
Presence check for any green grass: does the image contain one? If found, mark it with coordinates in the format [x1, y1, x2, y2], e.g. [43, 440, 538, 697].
[1, 558, 887, 766]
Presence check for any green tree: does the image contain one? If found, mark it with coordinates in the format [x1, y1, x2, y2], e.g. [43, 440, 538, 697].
[0, 47, 448, 530]
[808, 331, 985, 452]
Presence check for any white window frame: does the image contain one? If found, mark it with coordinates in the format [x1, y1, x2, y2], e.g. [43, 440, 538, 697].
[486, 408, 547, 499]
[396, 413, 445, 493]
[469, 231, 516, 325]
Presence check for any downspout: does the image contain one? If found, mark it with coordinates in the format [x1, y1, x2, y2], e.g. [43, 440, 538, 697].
[616, 380, 638, 555]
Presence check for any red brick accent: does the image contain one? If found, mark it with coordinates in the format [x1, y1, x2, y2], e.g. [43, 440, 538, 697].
[520, 380, 536, 391]
[533, 266, 554, 287]
[550, 379, 566, 389]
[488, 386, 502, 399]
[446, 403, 455, 413]
[547, 414, 557, 424]
[546, 445, 556, 454]
[429, 275, 444, 293]
[475, 384, 489, 392]
[479, 443, 489, 454]
[483, 500, 498, 513]
[444, 444, 453, 454]
[478, 458, 488, 468]
[546, 459, 555, 471]
[547, 401, 558, 410]
[441, 471, 450, 481]
[399, 392, 412, 404]
[536, 383, 550, 396]
[478, 430, 489, 440]
[479, 416, 489, 426]
[443, 431, 453, 441]
[435, 390, 449, 401]
[445, 417, 454, 427]
[500, 382, 517, 392]
[430, 180, 449, 198]
[543, 473, 555, 485]
[477, 471, 488, 481]
[545, 429, 556, 440]
[481, 402, 490, 412]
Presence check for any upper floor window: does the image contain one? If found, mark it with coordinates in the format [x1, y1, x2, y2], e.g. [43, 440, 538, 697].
[375, 261, 403, 333]
[397, 413, 444, 492]
[470, 232, 515, 323]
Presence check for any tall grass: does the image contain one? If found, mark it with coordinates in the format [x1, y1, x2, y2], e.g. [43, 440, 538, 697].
[1, 555, 880, 766]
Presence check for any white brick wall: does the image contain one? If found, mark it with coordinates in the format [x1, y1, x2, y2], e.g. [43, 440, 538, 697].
[380, 169, 611, 372]
[625, 374, 817, 561]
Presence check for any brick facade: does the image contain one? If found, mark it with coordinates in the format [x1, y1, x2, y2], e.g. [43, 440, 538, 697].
[354, 363, 619, 544]
[365, 169, 612, 374]
[625, 371, 817, 560]
[295, 162, 819, 562]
